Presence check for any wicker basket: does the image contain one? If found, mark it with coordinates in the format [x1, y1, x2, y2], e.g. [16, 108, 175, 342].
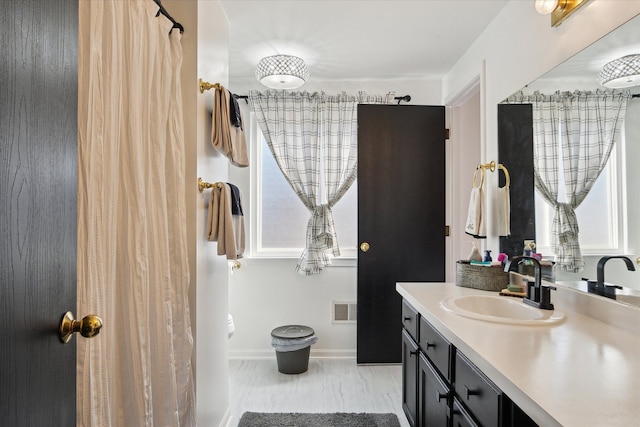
[456, 260, 509, 292]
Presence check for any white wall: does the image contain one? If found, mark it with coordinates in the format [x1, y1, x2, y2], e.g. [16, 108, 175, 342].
[195, 1, 232, 426]
[447, 88, 482, 282]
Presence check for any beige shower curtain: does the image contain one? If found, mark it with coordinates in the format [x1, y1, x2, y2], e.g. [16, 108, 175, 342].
[77, 1, 194, 425]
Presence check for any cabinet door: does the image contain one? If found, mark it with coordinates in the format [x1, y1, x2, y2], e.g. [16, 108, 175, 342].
[452, 399, 479, 427]
[402, 329, 420, 426]
[357, 104, 446, 364]
[419, 353, 450, 426]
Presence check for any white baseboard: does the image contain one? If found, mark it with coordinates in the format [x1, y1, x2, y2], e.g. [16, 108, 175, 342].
[228, 348, 356, 360]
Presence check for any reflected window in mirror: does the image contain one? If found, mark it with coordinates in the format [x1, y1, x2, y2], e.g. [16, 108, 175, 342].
[501, 90, 631, 272]
[535, 145, 623, 255]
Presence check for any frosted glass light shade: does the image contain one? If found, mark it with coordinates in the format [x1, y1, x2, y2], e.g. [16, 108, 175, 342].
[255, 55, 310, 89]
[535, 0, 559, 14]
[598, 54, 640, 88]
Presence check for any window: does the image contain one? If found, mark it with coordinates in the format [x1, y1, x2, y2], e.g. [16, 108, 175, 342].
[251, 115, 358, 258]
[534, 121, 626, 255]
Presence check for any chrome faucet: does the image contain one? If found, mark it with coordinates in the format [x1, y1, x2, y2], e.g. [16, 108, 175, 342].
[590, 256, 636, 299]
[504, 256, 556, 310]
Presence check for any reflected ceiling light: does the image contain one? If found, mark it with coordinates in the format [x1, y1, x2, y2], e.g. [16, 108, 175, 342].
[535, 0, 590, 27]
[255, 55, 310, 89]
[597, 54, 640, 89]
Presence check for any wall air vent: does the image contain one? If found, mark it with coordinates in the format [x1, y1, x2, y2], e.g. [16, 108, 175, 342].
[332, 301, 357, 323]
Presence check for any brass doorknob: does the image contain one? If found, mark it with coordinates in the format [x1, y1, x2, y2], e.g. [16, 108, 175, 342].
[360, 242, 370, 252]
[59, 311, 103, 344]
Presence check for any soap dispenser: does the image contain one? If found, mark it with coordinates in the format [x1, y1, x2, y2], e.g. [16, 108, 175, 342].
[483, 250, 492, 262]
[468, 242, 482, 262]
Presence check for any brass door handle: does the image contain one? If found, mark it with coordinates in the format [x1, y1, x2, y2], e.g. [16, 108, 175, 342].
[360, 242, 370, 252]
[59, 311, 103, 343]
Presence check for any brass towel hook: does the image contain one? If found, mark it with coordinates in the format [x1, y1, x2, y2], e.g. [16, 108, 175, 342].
[199, 79, 220, 94]
[198, 177, 223, 193]
[479, 160, 496, 172]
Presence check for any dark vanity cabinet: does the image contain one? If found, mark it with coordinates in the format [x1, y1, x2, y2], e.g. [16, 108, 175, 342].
[401, 299, 537, 427]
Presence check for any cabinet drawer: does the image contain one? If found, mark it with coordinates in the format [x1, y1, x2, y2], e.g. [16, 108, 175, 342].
[455, 351, 502, 427]
[402, 300, 419, 342]
[419, 317, 452, 381]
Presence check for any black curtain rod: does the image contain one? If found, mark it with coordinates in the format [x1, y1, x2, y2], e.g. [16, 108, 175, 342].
[233, 94, 249, 104]
[227, 93, 415, 105]
[633, 94, 640, 98]
[153, 0, 184, 33]
[394, 95, 411, 105]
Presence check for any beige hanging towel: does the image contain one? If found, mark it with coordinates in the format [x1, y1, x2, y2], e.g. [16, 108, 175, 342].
[465, 166, 486, 238]
[206, 183, 245, 259]
[212, 85, 249, 167]
[496, 164, 511, 237]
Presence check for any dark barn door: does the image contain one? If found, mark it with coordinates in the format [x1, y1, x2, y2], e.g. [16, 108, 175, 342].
[1, 0, 78, 424]
[357, 104, 446, 364]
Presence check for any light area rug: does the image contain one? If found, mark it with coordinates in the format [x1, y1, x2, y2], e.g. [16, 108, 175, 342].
[237, 412, 401, 427]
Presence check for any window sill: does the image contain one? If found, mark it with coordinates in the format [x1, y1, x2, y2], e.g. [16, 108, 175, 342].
[242, 254, 357, 267]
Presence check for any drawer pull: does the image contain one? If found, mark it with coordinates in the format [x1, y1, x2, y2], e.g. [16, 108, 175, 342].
[465, 385, 481, 400]
[436, 391, 448, 402]
[403, 316, 413, 322]
[409, 349, 419, 357]
[424, 341, 436, 349]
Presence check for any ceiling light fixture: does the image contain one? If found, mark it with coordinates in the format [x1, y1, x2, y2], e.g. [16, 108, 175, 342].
[534, 0, 589, 27]
[597, 54, 640, 89]
[535, 0, 559, 15]
[255, 55, 309, 89]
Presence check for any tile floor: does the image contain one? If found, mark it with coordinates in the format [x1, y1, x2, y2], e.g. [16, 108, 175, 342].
[228, 358, 411, 427]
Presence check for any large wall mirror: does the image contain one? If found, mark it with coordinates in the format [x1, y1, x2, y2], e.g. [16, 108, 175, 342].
[499, 14, 640, 304]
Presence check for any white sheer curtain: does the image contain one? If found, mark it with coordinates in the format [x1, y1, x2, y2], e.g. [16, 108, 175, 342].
[77, 1, 194, 425]
[506, 90, 629, 272]
[249, 91, 391, 275]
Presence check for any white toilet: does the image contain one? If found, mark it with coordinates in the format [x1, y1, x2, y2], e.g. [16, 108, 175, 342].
[227, 313, 235, 339]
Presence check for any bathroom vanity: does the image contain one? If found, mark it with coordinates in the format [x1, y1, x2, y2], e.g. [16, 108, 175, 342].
[397, 282, 640, 426]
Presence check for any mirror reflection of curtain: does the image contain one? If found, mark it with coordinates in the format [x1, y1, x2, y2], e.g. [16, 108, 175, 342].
[78, 1, 194, 425]
[505, 90, 630, 272]
[249, 91, 391, 275]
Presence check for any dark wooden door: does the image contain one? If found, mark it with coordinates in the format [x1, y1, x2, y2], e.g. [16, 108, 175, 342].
[1, 1, 78, 424]
[498, 104, 535, 258]
[357, 104, 445, 364]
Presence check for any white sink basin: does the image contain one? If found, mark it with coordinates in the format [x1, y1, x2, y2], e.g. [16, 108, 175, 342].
[441, 295, 565, 325]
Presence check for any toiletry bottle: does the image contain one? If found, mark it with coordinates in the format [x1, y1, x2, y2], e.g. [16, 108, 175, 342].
[468, 242, 482, 262]
[483, 250, 492, 262]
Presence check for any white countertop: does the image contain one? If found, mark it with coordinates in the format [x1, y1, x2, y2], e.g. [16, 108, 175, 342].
[396, 282, 640, 427]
